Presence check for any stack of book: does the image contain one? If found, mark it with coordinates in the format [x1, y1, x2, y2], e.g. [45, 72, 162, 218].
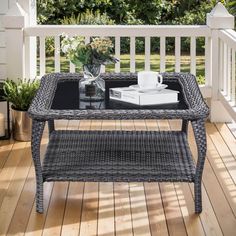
[109, 86, 179, 106]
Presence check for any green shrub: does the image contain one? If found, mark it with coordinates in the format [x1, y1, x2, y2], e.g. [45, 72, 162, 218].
[37, 1, 232, 56]
[43, 10, 115, 57]
[61, 10, 115, 25]
[197, 75, 205, 85]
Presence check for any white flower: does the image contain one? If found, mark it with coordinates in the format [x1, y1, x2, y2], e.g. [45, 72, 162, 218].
[61, 32, 69, 39]
[71, 40, 78, 50]
[61, 44, 70, 53]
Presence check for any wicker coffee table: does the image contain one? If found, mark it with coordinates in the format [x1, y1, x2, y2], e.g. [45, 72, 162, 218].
[28, 72, 209, 214]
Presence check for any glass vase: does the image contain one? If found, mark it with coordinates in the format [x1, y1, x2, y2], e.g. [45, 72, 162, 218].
[79, 64, 105, 109]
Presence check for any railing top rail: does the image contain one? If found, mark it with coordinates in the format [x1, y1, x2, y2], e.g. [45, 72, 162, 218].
[218, 29, 236, 50]
[24, 25, 211, 37]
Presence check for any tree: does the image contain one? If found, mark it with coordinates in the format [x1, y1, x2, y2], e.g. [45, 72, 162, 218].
[37, 0, 111, 24]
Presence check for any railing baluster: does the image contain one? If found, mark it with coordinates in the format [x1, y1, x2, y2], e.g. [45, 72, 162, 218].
[190, 36, 196, 75]
[130, 36, 136, 72]
[160, 36, 166, 72]
[219, 39, 224, 91]
[145, 36, 150, 71]
[223, 43, 227, 94]
[85, 36, 90, 44]
[115, 36, 120, 73]
[205, 37, 212, 86]
[39, 36, 45, 76]
[101, 65, 106, 73]
[100, 33, 105, 73]
[227, 47, 231, 98]
[24, 36, 30, 78]
[232, 49, 235, 105]
[54, 36, 60, 72]
[175, 36, 181, 72]
[69, 62, 75, 73]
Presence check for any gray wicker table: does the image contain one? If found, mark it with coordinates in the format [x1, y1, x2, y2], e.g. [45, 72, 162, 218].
[28, 72, 209, 214]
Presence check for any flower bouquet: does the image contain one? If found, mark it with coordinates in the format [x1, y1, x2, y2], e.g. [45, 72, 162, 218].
[61, 35, 118, 109]
[61, 35, 118, 76]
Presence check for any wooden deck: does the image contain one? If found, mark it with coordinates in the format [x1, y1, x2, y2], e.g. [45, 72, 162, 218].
[0, 120, 236, 236]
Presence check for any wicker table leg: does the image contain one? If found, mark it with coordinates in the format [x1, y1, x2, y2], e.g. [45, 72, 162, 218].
[181, 119, 189, 134]
[48, 120, 55, 136]
[191, 119, 207, 213]
[31, 120, 45, 213]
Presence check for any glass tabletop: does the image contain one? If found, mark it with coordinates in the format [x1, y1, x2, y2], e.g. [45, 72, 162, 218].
[50, 79, 188, 111]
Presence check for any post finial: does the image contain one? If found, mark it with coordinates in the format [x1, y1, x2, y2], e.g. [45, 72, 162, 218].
[207, 2, 234, 29]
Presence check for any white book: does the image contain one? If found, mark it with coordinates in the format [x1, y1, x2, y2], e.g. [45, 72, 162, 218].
[109, 87, 179, 106]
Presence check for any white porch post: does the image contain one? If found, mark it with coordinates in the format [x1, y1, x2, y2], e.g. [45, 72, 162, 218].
[18, 0, 37, 78]
[3, 2, 26, 81]
[207, 2, 234, 122]
[3, 0, 37, 81]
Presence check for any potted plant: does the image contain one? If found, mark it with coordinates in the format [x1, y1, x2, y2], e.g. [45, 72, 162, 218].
[3, 78, 40, 141]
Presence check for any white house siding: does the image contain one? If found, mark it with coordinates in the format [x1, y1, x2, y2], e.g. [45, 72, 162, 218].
[0, 0, 16, 80]
[0, 0, 16, 124]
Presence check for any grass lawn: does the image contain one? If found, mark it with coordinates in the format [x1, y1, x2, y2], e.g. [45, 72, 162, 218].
[41, 54, 205, 84]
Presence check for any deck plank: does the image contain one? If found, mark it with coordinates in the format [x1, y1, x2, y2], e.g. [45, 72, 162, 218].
[24, 135, 53, 236]
[6, 164, 36, 236]
[114, 182, 133, 236]
[129, 182, 151, 236]
[174, 183, 205, 236]
[167, 120, 206, 236]
[24, 182, 54, 236]
[131, 121, 151, 235]
[102, 120, 117, 130]
[158, 120, 188, 236]
[97, 119, 115, 235]
[97, 182, 115, 236]
[0, 142, 31, 235]
[0, 139, 14, 171]
[215, 123, 236, 156]
[160, 182, 188, 236]
[206, 124, 236, 217]
[144, 183, 169, 236]
[145, 119, 159, 131]
[41, 182, 68, 236]
[203, 124, 236, 235]
[0, 141, 27, 207]
[40, 121, 70, 236]
[207, 123, 236, 184]
[60, 120, 83, 236]
[169, 120, 224, 236]
[61, 182, 84, 236]
[79, 182, 99, 236]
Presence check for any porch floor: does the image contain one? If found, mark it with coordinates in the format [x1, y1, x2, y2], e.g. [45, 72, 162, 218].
[0, 120, 236, 235]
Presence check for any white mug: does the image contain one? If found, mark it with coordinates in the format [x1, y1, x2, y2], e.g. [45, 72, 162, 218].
[138, 71, 163, 89]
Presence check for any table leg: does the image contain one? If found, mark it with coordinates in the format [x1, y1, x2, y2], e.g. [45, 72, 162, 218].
[48, 119, 55, 136]
[191, 119, 207, 213]
[181, 119, 188, 135]
[31, 119, 45, 213]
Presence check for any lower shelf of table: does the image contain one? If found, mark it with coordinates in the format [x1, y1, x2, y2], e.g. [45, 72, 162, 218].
[42, 130, 196, 182]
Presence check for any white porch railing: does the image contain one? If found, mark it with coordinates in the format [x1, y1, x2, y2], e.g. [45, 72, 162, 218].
[217, 29, 236, 120]
[2, 2, 236, 122]
[24, 25, 211, 81]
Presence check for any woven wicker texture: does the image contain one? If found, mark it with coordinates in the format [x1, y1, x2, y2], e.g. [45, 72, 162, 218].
[28, 72, 209, 120]
[29, 72, 209, 213]
[42, 130, 195, 182]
